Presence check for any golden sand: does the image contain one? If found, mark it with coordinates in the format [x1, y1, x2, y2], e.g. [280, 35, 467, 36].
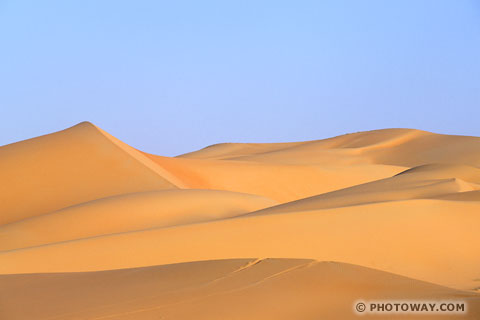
[1, 122, 479, 319]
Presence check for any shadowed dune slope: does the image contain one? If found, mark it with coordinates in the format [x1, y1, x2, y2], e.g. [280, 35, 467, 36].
[432, 190, 480, 201]
[1, 259, 478, 320]
[1, 199, 479, 290]
[0, 122, 181, 225]
[0, 189, 278, 251]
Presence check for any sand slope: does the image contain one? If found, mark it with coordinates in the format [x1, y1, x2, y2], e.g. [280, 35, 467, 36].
[0, 122, 180, 225]
[143, 153, 404, 202]
[1, 199, 479, 290]
[245, 163, 480, 215]
[1, 123, 480, 319]
[179, 128, 480, 167]
[1, 259, 478, 320]
[0, 189, 277, 251]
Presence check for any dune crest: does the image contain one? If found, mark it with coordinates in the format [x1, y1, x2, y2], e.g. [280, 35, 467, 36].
[179, 128, 480, 167]
[0, 122, 181, 225]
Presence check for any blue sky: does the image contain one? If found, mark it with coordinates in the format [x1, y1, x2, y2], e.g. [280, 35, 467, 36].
[1, 0, 479, 155]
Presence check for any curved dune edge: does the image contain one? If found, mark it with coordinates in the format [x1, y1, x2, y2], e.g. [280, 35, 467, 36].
[0, 189, 278, 251]
[1, 259, 479, 320]
[177, 128, 427, 161]
[1, 199, 479, 291]
[244, 163, 480, 216]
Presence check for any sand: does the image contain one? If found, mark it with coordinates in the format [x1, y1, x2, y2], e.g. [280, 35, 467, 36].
[2, 259, 479, 320]
[1, 122, 479, 319]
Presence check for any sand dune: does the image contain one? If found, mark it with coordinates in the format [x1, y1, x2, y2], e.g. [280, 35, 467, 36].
[1, 259, 478, 320]
[0, 189, 277, 251]
[143, 153, 404, 202]
[1, 199, 479, 290]
[1, 123, 480, 319]
[179, 128, 480, 167]
[245, 163, 480, 215]
[432, 190, 480, 201]
[0, 122, 179, 225]
[177, 129, 426, 162]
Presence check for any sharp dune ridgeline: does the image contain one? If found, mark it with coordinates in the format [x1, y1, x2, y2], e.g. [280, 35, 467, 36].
[1, 122, 480, 319]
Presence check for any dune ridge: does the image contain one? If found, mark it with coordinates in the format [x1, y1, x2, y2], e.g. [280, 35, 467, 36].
[179, 128, 480, 167]
[0, 122, 180, 225]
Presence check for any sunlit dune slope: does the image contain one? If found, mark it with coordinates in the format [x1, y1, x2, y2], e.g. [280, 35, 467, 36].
[1, 259, 478, 320]
[0, 189, 277, 251]
[180, 128, 480, 167]
[245, 164, 480, 215]
[178, 141, 307, 160]
[1, 199, 479, 290]
[0, 122, 181, 225]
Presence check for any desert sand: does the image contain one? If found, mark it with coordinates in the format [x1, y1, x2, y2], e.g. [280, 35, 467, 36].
[1, 122, 479, 319]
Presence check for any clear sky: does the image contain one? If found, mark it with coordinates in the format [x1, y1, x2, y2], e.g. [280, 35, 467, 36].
[1, 0, 479, 156]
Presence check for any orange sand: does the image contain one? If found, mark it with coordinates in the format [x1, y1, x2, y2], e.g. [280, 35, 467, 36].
[1, 122, 479, 319]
